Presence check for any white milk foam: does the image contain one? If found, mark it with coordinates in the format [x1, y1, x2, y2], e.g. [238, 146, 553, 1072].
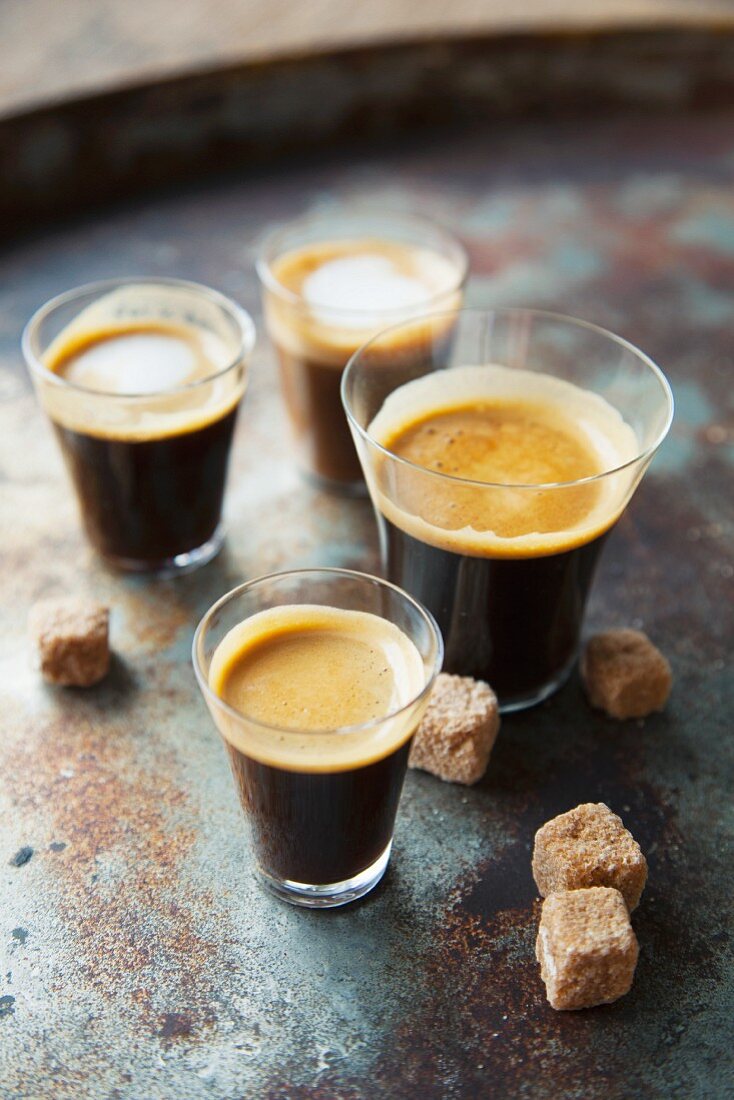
[208, 605, 428, 772]
[61, 331, 216, 395]
[367, 365, 641, 557]
[39, 285, 246, 440]
[265, 241, 463, 363]
[302, 250, 456, 327]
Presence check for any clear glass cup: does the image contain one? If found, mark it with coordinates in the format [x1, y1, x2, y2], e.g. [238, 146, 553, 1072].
[193, 568, 443, 908]
[342, 308, 674, 712]
[257, 209, 468, 495]
[23, 277, 256, 574]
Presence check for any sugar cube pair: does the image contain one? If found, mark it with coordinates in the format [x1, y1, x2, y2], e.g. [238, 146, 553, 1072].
[533, 803, 647, 1011]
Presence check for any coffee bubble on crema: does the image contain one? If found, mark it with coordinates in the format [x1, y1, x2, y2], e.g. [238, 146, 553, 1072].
[367, 365, 642, 558]
[264, 239, 464, 364]
[38, 284, 246, 440]
[207, 605, 428, 772]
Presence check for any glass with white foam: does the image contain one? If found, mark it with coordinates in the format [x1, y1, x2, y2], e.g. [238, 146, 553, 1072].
[343, 308, 674, 711]
[257, 210, 468, 494]
[193, 568, 443, 907]
[23, 278, 255, 574]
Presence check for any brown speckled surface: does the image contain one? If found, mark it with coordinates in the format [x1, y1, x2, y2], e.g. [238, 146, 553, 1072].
[1, 107, 733, 1098]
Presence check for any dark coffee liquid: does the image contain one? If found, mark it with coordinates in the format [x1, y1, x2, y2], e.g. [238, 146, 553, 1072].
[274, 344, 362, 486]
[41, 319, 242, 567]
[381, 515, 610, 707]
[225, 740, 410, 884]
[52, 406, 238, 566]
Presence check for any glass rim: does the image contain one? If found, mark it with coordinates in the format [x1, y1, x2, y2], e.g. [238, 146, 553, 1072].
[22, 276, 257, 401]
[341, 305, 675, 492]
[192, 567, 444, 738]
[255, 208, 470, 316]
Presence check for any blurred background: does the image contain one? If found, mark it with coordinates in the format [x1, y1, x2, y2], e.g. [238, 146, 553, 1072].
[6, 1, 731, 113]
[3, 0, 734, 233]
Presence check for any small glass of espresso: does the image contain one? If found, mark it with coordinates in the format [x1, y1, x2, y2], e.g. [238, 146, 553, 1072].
[343, 308, 674, 712]
[257, 210, 468, 494]
[193, 568, 443, 907]
[23, 278, 256, 574]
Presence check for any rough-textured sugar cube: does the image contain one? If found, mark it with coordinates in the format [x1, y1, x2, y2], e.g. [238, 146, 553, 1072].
[408, 672, 500, 785]
[536, 887, 639, 1010]
[29, 597, 110, 687]
[581, 629, 672, 719]
[532, 802, 647, 911]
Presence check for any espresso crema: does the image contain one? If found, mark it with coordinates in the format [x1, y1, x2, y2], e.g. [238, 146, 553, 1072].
[368, 365, 639, 558]
[209, 605, 426, 770]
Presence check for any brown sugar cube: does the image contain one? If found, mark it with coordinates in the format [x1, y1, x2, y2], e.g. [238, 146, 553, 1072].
[532, 802, 647, 911]
[408, 672, 500, 785]
[536, 887, 639, 1010]
[29, 597, 110, 687]
[581, 629, 672, 719]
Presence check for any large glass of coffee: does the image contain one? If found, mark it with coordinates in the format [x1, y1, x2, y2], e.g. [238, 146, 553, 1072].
[343, 309, 673, 712]
[257, 211, 468, 494]
[193, 568, 442, 907]
[23, 279, 255, 574]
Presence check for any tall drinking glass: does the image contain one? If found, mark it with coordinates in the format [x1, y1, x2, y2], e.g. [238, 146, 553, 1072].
[193, 568, 443, 907]
[257, 210, 468, 494]
[343, 308, 673, 712]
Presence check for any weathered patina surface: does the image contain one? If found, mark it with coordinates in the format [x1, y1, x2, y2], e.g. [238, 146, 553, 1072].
[1, 107, 732, 1098]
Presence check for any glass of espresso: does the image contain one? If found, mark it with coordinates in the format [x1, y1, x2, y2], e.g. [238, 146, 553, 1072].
[23, 278, 256, 573]
[257, 210, 468, 494]
[193, 568, 442, 907]
[343, 308, 674, 712]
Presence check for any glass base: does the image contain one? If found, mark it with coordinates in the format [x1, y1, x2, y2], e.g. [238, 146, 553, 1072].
[256, 841, 392, 909]
[102, 524, 225, 577]
[498, 653, 577, 714]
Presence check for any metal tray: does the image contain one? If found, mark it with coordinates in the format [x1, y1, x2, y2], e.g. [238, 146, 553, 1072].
[1, 54, 732, 1099]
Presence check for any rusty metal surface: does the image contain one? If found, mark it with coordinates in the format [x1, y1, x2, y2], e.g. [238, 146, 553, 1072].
[1, 108, 733, 1098]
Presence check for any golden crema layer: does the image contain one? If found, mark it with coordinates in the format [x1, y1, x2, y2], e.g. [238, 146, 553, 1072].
[367, 365, 640, 559]
[207, 605, 427, 772]
[264, 238, 463, 366]
[39, 285, 245, 440]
